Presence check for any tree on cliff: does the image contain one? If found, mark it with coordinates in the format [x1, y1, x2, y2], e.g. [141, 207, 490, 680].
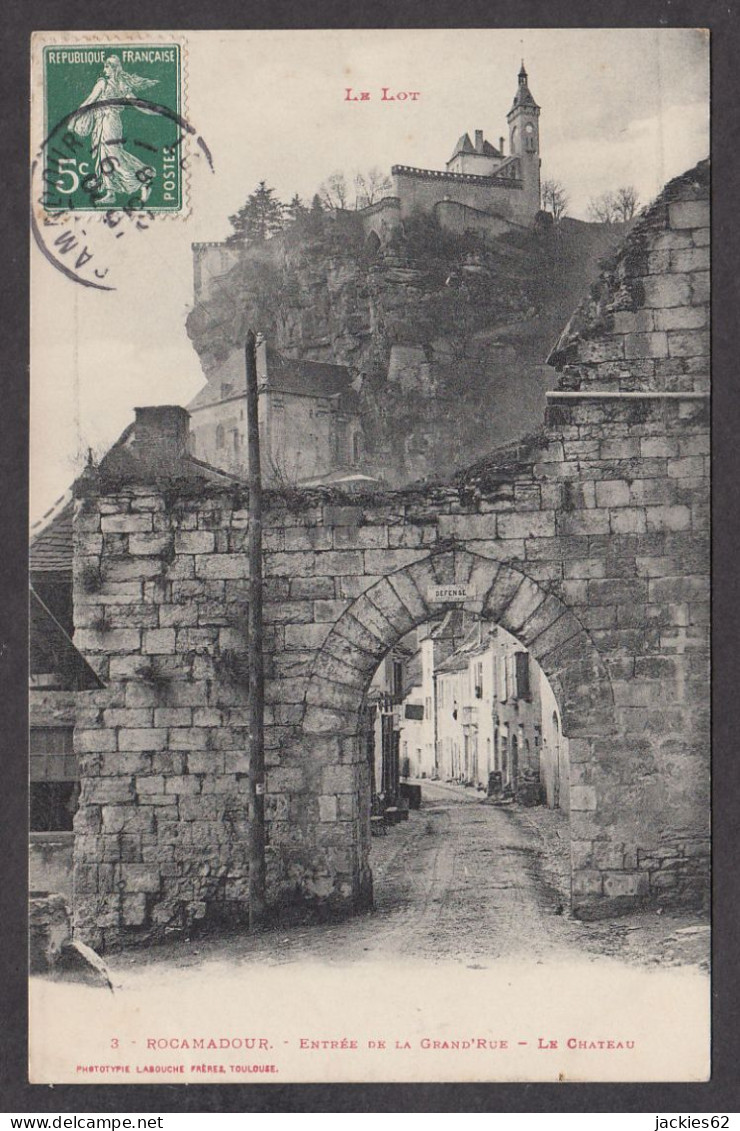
[284, 194, 308, 225]
[587, 185, 640, 224]
[354, 167, 393, 207]
[320, 168, 393, 211]
[612, 185, 640, 221]
[541, 178, 568, 222]
[227, 181, 285, 244]
[320, 171, 350, 211]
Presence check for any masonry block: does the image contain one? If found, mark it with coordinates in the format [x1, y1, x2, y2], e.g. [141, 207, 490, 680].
[624, 332, 668, 359]
[645, 505, 691, 532]
[602, 871, 650, 899]
[334, 526, 388, 549]
[175, 531, 215, 554]
[572, 870, 604, 897]
[365, 580, 417, 635]
[691, 272, 710, 304]
[128, 534, 172, 557]
[668, 199, 709, 229]
[86, 778, 135, 805]
[648, 576, 709, 604]
[438, 513, 497, 540]
[667, 331, 710, 358]
[75, 628, 141, 653]
[284, 527, 333, 551]
[301, 703, 356, 737]
[670, 247, 710, 273]
[322, 765, 360, 793]
[642, 274, 692, 309]
[502, 576, 546, 635]
[364, 548, 427, 574]
[118, 728, 168, 752]
[291, 577, 336, 600]
[142, 629, 176, 654]
[518, 592, 565, 646]
[528, 610, 583, 664]
[323, 506, 363, 526]
[312, 652, 366, 691]
[557, 510, 610, 536]
[120, 865, 161, 893]
[319, 795, 339, 822]
[612, 309, 654, 334]
[103, 708, 153, 729]
[653, 306, 707, 331]
[105, 559, 164, 583]
[100, 514, 153, 534]
[595, 480, 631, 508]
[497, 511, 556, 540]
[75, 729, 117, 754]
[284, 623, 333, 652]
[337, 602, 392, 653]
[386, 569, 433, 624]
[195, 554, 250, 579]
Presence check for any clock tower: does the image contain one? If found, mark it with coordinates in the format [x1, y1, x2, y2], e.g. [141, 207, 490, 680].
[507, 62, 541, 216]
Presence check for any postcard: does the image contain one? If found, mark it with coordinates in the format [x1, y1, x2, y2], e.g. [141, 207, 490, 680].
[29, 28, 710, 1084]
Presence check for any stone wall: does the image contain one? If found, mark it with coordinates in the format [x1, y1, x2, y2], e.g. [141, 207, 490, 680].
[392, 166, 531, 223]
[71, 160, 710, 950]
[30, 834, 74, 898]
[434, 199, 524, 241]
[549, 161, 709, 395]
[358, 197, 402, 243]
[71, 487, 256, 950]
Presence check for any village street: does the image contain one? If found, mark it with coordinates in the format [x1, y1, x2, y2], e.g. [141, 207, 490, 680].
[103, 781, 709, 978]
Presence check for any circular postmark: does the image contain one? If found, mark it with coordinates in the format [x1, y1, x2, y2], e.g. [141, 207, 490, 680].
[32, 46, 214, 290]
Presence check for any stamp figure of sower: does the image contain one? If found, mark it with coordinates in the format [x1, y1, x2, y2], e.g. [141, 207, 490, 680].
[71, 56, 158, 204]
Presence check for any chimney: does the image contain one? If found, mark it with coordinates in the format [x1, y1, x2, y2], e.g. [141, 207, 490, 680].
[499, 136, 505, 155]
[474, 129, 484, 153]
[133, 406, 191, 461]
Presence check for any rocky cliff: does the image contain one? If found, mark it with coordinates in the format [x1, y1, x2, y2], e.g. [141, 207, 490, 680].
[186, 210, 628, 486]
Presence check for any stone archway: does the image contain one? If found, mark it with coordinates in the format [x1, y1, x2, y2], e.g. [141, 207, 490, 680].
[67, 162, 710, 948]
[301, 547, 616, 916]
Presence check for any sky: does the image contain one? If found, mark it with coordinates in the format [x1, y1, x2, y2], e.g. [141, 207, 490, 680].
[30, 27, 710, 525]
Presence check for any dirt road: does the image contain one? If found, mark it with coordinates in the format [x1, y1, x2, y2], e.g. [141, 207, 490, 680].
[110, 780, 709, 976]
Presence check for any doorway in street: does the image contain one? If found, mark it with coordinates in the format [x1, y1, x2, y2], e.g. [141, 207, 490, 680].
[361, 609, 572, 910]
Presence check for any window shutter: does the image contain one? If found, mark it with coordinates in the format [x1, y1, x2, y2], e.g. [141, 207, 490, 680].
[515, 651, 531, 700]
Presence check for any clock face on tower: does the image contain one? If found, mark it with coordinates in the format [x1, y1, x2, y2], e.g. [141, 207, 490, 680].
[525, 124, 534, 135]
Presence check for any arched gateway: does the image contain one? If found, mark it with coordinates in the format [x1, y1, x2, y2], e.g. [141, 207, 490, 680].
[70, 161, 710, 950]
[303, 550, 616, 916]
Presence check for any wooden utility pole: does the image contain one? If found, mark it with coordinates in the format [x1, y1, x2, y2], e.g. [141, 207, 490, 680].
[245, 330, 266, 930]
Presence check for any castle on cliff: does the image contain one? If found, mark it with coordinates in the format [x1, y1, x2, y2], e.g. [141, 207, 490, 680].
[191, 61, 544, 305]
[187, 63, 543, 483]
[358, 62, 542, 242]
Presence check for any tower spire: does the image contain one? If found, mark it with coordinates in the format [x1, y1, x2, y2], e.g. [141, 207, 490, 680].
[510, 60, 539, 110]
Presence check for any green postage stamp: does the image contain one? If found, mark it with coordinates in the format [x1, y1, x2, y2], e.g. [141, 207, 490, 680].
[41, 43, 183, 212]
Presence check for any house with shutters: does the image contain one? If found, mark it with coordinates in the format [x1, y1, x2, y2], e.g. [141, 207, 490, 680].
[433, 621, 568, 808]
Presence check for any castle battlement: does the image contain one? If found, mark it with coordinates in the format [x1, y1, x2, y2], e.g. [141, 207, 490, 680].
[391, 164, 522, 188]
